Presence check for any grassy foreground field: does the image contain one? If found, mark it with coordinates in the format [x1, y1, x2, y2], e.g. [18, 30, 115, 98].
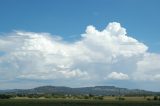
[0, 99, 160, 106]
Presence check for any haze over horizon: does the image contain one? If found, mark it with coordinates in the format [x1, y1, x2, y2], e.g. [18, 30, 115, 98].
[0, 0, 160, 91]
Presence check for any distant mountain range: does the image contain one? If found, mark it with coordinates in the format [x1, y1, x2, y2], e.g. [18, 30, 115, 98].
[0, 86, 159, 96]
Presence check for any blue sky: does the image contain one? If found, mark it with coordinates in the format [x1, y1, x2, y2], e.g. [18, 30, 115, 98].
[0, 0, 160, 52]
[0, 0, 160, 91]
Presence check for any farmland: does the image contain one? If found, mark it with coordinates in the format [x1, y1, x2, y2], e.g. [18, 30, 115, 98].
[0, 86, 160, 106]
[0, 97, 160, 106]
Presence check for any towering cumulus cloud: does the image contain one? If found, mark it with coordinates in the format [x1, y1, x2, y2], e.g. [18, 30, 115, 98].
[0, 22, 160, 89]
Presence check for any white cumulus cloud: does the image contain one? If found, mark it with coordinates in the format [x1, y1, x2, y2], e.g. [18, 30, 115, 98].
[107, 72, 129, 80]
[134, 53, 160, 81]
[0, 22, 159, 89]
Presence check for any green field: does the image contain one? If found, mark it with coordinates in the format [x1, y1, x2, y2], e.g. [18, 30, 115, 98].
[0, 99, 160, 106]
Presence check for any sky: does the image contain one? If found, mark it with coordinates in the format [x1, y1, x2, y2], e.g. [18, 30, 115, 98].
[0, 0, 160, 91]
